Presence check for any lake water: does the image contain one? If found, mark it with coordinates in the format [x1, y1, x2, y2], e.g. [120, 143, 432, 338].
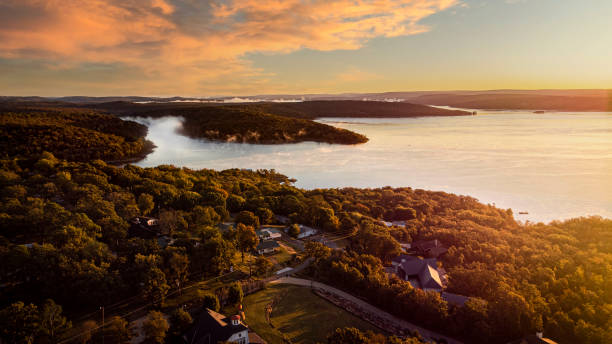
[128, 111, 612, 223]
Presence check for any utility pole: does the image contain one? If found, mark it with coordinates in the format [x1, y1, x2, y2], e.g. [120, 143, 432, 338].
[100, 306, 105, 344]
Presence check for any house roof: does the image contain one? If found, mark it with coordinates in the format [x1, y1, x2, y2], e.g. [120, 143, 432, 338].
[419, 264, 443, 290]
[398, 256, 437, 276]
[391, 254, 413, 265]
[257, 240, 280, 250]
[396, 256, 443, 290]
[248, 331, 268, 344]
[441, 292, 470, 306]
[184, 308, 248, 344]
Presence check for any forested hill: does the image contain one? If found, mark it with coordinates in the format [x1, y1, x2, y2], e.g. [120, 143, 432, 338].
[0, 103, 153, 162]
[125, 105, 369, 144]
[85, 100, 470, 144]
[0, 153, 609, 344]
[87, 100, 471, 144]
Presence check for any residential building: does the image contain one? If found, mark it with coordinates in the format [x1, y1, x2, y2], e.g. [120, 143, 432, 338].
[256, 228, 282, 241]
[129, 216, 162, 238]
[393, 255, 443, 292]
[256, 240, 280, 255]
[295, 224, 317, 239]
[184, 309, 249, 344]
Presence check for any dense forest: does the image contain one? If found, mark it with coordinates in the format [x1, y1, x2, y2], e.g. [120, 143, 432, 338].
[0, 105, 152, 162]
[0, 149, 609, 343]
[0, 102, 609, 344]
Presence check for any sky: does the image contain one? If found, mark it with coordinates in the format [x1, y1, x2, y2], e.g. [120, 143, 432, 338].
[0, 0, 610, 96]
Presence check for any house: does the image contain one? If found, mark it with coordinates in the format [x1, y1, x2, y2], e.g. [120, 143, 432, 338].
[441, 292, 470, 307]
[380, 221, 407, 228]
[394, 255, 444, 292]
[507, 333, 558, 344]
[256, 240, 280, 255]
[157, 236, 175, 249]
[410, 239, 448, 258]
[218, 222, 235, 231]
[295, 224, 317, 239]
[129, 216, 162, 238]
[256, 228, 282, 241]
[184, 309, 249, 344]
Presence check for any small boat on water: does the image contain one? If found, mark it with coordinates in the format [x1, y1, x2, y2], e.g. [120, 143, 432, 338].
[518, 211, 529, 215]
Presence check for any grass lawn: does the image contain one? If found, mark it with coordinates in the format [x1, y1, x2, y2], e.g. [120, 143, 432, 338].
[269, 244, 293, 267]
[242, 284, 381, 344]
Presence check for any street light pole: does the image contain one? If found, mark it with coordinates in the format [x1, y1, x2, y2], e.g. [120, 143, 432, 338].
[100, 306, 105, 344]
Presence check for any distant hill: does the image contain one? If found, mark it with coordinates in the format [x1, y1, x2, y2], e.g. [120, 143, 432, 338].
[405, 92, 612, 112]
[0, 103, 152, 162]
[107, 103, 369, 145]
[2, 90, 610, 111]
[252, 100, 472, 118]
[80, 100, 470, 145]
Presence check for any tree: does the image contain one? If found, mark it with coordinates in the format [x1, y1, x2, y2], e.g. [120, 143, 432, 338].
[143, 267, 170, 307]
[138, 193, 155, 215]
[169, 308, 192, 337]
[236, 223, 259, 262]
[236, 210, 260, 228]
[197, 292, 220, 312]
[226, 194, 245, 212]
[158, 209, 179, 236]
[288, 223, 301, 238]
[106, 316, 132, 344]
[0, 301, 39, 344]
[39, 299, 71, 343]
[255, 207, 274, 225]
[393, 206, 416, 221]
[327, 327, 368, 344]
[227, 283, 244, 306]
[165, 251, 189, 294]
[255, 256, 273, 276]
[305, 241, 331, 261]
[143, 311, 169, 344]
[79, 320, 97, 344]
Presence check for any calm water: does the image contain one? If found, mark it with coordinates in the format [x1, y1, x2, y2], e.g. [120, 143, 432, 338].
[128, 111, 612, 223]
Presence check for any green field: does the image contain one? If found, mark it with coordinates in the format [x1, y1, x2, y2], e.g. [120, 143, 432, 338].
[242, 284, 381, 344]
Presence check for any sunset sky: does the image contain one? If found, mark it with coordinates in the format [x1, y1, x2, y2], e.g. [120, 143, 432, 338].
[0, 0, 610, 96]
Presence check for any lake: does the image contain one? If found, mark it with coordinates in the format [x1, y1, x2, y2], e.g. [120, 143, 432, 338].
[128, 111, 612, 223]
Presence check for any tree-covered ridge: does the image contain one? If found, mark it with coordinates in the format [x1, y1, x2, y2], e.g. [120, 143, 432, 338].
[304, 189, 612, 343]
[0, 153, 609, 344]
[134, 105, 369, 144]
[0, 105, 152, 162]
[84, 100, 471, 144]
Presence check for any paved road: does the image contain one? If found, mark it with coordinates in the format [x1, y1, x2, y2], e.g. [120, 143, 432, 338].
[270, 277, 463, 344]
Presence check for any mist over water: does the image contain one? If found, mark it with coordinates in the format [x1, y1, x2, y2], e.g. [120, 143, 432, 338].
[128, 111, 612, 223]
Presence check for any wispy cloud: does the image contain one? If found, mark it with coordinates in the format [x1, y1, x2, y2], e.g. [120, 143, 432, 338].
[0, 0, 459, 94]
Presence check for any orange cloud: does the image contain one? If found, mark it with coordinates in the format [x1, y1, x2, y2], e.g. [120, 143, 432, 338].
[0, 0, 459, 94]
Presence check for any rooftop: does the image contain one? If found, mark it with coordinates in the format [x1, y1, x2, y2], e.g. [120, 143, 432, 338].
[183, 308, 248, 344]
[257, 240, 280, 250]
